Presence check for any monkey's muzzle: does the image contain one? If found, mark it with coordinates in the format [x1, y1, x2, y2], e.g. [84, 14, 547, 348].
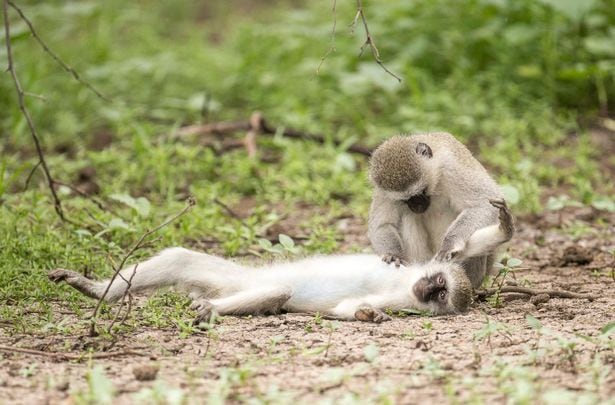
[412, 275, 442, 303]
[406, 192, 430, 214]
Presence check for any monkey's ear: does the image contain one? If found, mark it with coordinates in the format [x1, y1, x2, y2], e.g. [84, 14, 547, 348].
[416, 142, 433, 158]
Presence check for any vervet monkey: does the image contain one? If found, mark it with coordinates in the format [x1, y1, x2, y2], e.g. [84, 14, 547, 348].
[368, 133, 508, 288]
[49, 200, 513, 323]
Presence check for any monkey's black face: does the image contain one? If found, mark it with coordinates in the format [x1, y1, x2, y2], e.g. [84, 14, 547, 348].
[413, 272, 448, 305]
[405, 187, 430, 214]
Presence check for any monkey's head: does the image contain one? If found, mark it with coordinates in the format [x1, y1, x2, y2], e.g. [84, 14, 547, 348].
[369, 136, 437, 214]
[411, 262, 472, 314]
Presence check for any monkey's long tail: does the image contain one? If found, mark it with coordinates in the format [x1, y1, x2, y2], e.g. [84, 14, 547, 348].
[48, 247, 247, 302]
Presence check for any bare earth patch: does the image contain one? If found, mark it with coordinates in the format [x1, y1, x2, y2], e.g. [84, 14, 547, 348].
[0, 209, 613, 404]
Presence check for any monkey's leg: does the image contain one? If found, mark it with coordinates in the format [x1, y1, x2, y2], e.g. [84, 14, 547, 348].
[48, 268, 102, 299]
[369, 224, 406, 267]
[457, 199, 515, 260]
[202, 286, 292, 320]
[330, 299, 392, 323]
[49, 247, 246, 302]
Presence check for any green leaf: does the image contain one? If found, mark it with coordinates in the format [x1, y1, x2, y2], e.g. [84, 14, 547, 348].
[258, 238, 272, 249]
[278, 234, 294, 249]
[363, 343, 379, 363]
[526, 314, 543, 330]
[591, 196, 615, 212]
[546, 195, 567, 211]
[506, 258, 523, 267]
[600, 321, 615, 336]
[537, 0, 597, 21]
[108, 218, 131, 230]
[499, 184, 520, 205]
[110, 193, 151, 217]
[87, 366, 115, 405]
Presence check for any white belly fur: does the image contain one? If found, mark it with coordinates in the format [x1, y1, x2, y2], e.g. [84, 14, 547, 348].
[400, 197, 458, 263]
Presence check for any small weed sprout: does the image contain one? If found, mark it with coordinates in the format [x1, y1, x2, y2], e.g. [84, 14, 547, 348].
[473, 316, 513, 348]
[323, 320, 340, 358]
[363, 343, 379, 363]
[258, 234, 301, 256]
[489, 256, 524, 307]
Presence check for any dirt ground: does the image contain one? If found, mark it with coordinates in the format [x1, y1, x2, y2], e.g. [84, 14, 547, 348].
[0, 207, 614, 404]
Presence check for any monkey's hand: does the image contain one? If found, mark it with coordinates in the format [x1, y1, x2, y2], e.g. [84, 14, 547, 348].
[354, 304, 392, 323]
[434, 242, 464, 262]
[489, 198, 515, 240]
[191, 299, 219, 327]
[382, 254, 405, 268]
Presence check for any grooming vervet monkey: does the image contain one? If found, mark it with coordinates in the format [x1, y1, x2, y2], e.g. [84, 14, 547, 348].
[368, 132, 508, 288]
[49, 199, 513, 324]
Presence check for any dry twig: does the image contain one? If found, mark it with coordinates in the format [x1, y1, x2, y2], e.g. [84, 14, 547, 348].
[3, 0, 68, 222]
[8, 1, 109, 101]
[476, 286, 596, 301]
[175, 113, 373, 157]
[351, 0, 401, 82]
[316, 0, 338, 74]
[0, 345, 154, 361]
[89, 197, 196, 336]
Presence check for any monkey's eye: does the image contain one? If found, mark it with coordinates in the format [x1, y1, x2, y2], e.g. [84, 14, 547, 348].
[438, 290, 447, 302]
[436, 275, 445, 286]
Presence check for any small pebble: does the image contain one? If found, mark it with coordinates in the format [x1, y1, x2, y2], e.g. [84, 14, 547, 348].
[133, 364, 159, 381]
[56, 380, 69, 391]
[530, 293, 550, 306]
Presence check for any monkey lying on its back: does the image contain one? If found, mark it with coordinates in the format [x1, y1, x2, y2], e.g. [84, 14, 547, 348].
[49, 200, 513, 324]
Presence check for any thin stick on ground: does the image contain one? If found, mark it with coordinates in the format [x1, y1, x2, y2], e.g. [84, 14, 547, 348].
[0, 345, 153, 361]
[89, 197, 196, 336]
[107, 263, 138, 332]
[174, 113, 373, 157]
[3, 0, 69, 223]
[352, 0, 401, 82]
[51, 180, 109, 213]
[8, 0, 109, 102]
[475, 286, 596, 301]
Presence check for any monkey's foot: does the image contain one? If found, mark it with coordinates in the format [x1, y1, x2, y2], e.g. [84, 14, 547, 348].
[489, 198, 514, 238]
[382, 254, 404, 268]
[48, 268, 102, 299]
[354, 304, 391, 323]
[48, 268, 81, 283]
[191, 299, 218, 327]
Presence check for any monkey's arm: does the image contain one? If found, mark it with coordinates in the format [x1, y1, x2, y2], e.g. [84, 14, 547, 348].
[192, 286, 292, 325]
[368, 194, 405, 265]
[330, 298, 392, 323]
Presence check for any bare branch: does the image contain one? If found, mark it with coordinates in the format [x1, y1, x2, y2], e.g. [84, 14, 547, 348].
[353, 0, 402, 82]
[8, 0, 109, 102]
[316, 0, 338, 75]
[3, 0, 68, 222]
[89, 197, 196, 336]
[0, 345, 153, 361]
[174, 113, 373, 157]
[476, 286, 596, 301]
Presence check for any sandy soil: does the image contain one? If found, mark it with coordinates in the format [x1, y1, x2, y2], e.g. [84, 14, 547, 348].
[0, 208, 613, 404]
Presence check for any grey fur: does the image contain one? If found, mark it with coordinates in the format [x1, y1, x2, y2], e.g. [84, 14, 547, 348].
[368, 132, 508, 288]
